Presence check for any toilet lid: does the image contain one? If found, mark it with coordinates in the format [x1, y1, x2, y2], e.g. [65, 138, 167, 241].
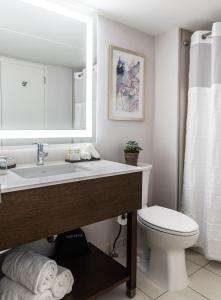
[138, 206, 199, 236]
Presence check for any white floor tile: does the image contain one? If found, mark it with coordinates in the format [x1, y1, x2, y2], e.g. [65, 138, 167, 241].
[157, 287, 207, 300]
[186, 260, 201, 276]
[189, 268, 221, 300]
[186, 249, 209, 267]
[137, 270, 166, 299]
[205, 261, 221, 276]
[99, 284, 152, 300]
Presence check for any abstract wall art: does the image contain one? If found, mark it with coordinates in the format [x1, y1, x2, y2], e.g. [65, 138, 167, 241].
[109, 45, 145, 121]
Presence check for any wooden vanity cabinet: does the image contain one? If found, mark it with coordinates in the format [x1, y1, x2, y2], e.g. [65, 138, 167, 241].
[0, 172, 142, 299]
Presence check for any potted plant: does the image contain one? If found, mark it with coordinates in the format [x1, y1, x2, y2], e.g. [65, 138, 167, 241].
[124, 140, 143, 166]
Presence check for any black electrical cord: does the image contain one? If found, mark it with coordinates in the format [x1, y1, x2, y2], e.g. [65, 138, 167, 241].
[112, 224, 122, 254]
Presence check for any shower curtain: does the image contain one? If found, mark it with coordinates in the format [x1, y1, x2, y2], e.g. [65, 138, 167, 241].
[183, 23, 221, 260]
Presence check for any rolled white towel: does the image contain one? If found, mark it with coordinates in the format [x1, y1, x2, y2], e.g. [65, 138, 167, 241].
[80, 150, 92, 160]
[51, 266, 74, 299]
[0, 277, 53, 300]
[2, 248, 57, 294]
[85, 144, 100, 159]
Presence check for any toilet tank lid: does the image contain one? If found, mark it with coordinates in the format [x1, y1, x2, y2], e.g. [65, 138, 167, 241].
[138, 206, 199, 234]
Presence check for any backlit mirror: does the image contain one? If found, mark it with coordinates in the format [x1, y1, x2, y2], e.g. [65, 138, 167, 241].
[0, 0, 96, 140]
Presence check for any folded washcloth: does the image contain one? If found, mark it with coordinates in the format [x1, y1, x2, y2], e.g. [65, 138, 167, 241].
[80, 150, 92, 160]
[0, 277, 53, 300]
[2, 248, 57, 294]
[85, 144, 100, 159]
[51, 266, 74, 299]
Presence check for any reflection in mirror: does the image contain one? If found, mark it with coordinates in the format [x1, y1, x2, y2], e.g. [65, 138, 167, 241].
[0, 0, 96, 135]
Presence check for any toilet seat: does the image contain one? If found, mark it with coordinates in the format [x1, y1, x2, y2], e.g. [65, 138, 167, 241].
[138, 206, 199, 237]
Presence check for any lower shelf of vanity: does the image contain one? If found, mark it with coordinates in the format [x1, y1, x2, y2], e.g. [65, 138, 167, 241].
[55, 243, 129, 300]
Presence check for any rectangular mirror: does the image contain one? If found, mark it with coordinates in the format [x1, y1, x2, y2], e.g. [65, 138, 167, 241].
[0, 0, 96, 139]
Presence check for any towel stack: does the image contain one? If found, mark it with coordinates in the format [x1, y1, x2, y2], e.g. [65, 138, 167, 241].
[0, 248, 74, 300]
[80, 144, 101, 161]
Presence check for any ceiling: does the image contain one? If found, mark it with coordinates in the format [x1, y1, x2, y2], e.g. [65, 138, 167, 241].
[76, 0, 221, 36]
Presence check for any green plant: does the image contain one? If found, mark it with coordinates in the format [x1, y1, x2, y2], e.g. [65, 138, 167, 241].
[124, 140, 143, 153]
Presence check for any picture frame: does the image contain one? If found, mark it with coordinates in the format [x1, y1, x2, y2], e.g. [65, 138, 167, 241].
[108, 45, 145, 121]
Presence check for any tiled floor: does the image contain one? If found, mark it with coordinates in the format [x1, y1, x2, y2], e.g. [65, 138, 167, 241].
[100, 248, 221, 300]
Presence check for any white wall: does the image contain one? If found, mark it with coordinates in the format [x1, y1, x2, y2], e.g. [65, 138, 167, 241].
[95, 16, 155, 164]
[152, 28, 180, 210]
[83, 16, 155, 248]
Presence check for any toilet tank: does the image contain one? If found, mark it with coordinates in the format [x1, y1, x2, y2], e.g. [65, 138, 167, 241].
[137, 164, 152, 207]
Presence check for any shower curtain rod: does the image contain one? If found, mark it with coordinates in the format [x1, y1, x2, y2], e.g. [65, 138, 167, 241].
[202, 31, 212, 39]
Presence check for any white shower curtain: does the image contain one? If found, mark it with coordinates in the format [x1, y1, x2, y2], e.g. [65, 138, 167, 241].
[183, 23, 221, 260]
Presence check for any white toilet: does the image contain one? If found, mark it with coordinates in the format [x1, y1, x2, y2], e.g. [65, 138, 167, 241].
[138, 165, 199, 291]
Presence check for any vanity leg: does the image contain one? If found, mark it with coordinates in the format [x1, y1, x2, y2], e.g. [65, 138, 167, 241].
[126, 211, 137, 298]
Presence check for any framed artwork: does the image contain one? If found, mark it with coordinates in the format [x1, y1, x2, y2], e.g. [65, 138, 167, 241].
[109, 45, 145, 121]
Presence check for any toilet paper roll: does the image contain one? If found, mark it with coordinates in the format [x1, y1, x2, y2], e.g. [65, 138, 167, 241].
[117, 215, 127, 226]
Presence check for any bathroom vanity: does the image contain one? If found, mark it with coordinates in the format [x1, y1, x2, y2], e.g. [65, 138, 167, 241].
[0, 160, 144, 299]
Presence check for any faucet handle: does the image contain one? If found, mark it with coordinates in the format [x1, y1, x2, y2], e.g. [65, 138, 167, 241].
[32, 143, 48, 159]
[32, 142, 48, 150]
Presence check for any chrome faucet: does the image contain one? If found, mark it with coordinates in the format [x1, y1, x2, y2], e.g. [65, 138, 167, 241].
[33, 143, 48, 165]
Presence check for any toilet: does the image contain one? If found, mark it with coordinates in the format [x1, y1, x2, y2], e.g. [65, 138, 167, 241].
[138, 164, 199, 291]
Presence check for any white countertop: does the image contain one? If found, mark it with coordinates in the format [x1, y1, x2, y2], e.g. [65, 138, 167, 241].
[0, 160, 151, 194]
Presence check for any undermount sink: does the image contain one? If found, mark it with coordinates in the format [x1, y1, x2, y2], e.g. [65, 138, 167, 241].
[11, 163, 90, 179]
